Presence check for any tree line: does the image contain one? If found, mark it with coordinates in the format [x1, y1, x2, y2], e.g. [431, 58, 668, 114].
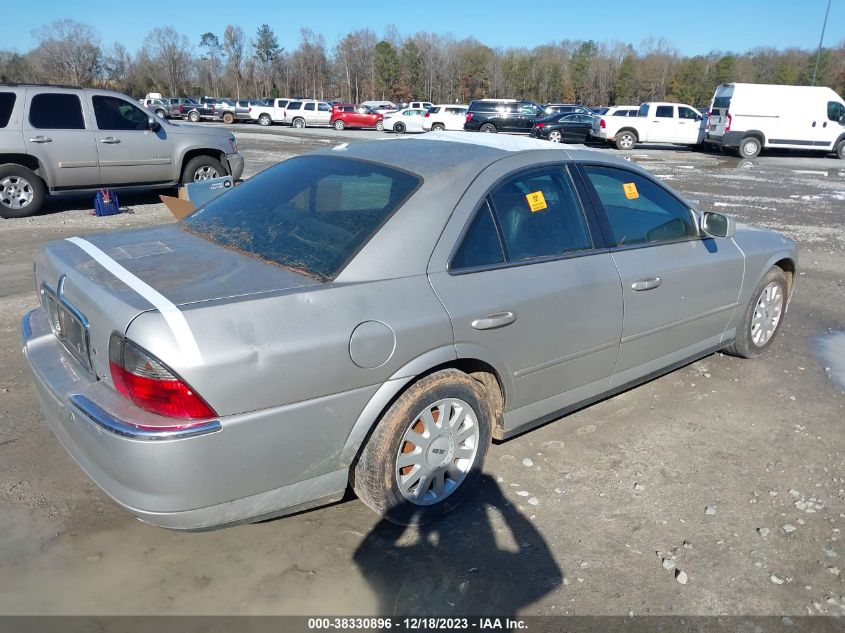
[1, 19, 844, 106]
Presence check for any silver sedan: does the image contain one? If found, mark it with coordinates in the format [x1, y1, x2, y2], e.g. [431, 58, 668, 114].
[22, 133, 797, 529]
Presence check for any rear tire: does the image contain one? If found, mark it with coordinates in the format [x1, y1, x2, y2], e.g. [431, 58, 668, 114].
[375, 120, 385, 131]
[432, 123, 445, 132]
[155, 109, 167, 119]
[479, 123, 497, 133]
[614, 130, 636, 150]
[181, 155, 226, 185]
[723, 266, 788, 359]
[188, 111, 200, 123]
[0, 164, 46, 219]
[548, 130, 563, 143]
[351, 369, 492, 526]
[738, 136, 762, 159]
[292, 117, 305, 129]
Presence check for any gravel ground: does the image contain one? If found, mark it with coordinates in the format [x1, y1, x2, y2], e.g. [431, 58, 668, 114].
[0, 127, 843, 616]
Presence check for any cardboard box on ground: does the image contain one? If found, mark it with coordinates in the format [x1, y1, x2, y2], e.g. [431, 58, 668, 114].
[160, 176, 237, 220]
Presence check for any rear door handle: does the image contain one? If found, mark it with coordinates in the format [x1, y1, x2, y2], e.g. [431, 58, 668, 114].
[631, 277, 662, 291]
[471, 311, 517, 330]
[99, 137, 121, 144]
[28, 136, 52, 143]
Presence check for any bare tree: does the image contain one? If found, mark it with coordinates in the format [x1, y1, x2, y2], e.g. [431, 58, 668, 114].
[223, 25, 247, 98]
[145, 27, 192, 96]
[32, 19, 101, 86]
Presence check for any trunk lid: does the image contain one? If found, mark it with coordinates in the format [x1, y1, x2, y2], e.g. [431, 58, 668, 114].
[34, 225, 318, 380]
[708, 86, 734, 136]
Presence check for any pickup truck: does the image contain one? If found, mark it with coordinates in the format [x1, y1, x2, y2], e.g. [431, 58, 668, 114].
[592, 102, 706, 150]
[250, 98, 292, 126]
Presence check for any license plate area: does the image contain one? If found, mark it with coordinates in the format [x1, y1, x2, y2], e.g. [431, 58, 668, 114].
[40, 278, 93, 373]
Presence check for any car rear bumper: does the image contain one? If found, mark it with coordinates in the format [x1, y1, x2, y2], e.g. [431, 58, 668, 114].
[226, 153, 245, 180]
[22, 308, 362, 530]
[705, 131, 743, 147]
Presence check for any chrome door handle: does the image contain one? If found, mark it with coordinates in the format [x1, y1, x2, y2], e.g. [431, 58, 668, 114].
[100, 137, 121, 144]
[28, 136, 52, 143]
[471, 311, 517, 330]
[632, 277, 662, 291]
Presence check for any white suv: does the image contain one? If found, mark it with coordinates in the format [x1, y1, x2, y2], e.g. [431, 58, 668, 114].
[423, 104, 468, 131]
[284, 100, 333, 128]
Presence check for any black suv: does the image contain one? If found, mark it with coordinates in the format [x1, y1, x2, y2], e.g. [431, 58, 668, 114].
[463, 99, 546, 133]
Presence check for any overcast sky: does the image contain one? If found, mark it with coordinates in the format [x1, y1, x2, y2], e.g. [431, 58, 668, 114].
[11, 0, 845, 57]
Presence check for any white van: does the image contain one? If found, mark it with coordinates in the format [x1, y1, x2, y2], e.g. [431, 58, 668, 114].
[705, 83, 845, 159]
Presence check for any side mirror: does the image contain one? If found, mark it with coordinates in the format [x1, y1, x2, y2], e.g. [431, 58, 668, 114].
[695, 114, 702, 121]
[148, 116, 161, 132]
[701, 211, 736, 238]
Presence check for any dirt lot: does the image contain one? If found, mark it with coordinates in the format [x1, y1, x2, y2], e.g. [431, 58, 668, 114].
[0, 127, 843, 616]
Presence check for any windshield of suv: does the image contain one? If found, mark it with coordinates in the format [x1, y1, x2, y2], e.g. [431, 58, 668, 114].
[183, 156, 421, 281]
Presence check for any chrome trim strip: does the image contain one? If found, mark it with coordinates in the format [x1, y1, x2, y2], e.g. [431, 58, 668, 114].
[514, 340, 618, 378]
[41, 277, 94, 372]
[621, 303, 739, 345]
[68, 394, 222, 441]
[20, 310, 34, 343]
[58, 161, 98, 168]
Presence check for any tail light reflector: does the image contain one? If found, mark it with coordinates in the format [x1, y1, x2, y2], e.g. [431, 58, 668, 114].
[466, 113, 473, 122]
[600, 118, 606, 129]
[109, 333, 216, 422]
[725, 113, 732, 132]
[424, 111, 430, 117]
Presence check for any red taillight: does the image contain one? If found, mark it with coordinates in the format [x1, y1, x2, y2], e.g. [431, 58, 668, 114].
[536, 123, 545, 128]
[599, 118, 606, 129]
[466, 113, 473, 122]
[179, 105, 184, 114]
[109, 333, 216, 421]
[725, 113, 732, 132]
[424, 111, 430, 117]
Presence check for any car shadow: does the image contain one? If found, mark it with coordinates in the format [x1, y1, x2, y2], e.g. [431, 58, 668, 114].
[352, 473, 563, 617]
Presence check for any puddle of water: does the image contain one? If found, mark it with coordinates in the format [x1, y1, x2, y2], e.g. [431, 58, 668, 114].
[818, 332, 845, 392]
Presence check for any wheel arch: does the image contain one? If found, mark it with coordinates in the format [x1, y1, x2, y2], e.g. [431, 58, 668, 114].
[0, 154, 49, 185]
[337, 348, 511, 470]
[179, 148, 228, 177]
[741, 130, 766, 145]
[616, 127, 639, 141]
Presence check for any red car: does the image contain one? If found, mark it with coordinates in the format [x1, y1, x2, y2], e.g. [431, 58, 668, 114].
[330, 104, 385, 131]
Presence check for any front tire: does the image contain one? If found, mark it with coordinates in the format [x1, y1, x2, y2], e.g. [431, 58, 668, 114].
[375, 120, 385, 131]
[188, 111, 200, 123]
[222, 112, 235, 125]
[739, 136, 762, 159]
[0, 164, 46, 219]
[393, 122, 406, 134]
[352, 369, 492, 525]
[181, 155, 226, 185]
[835, 139, 845, 160]
[614, 131, 636, 150]
[723, 266, 788, 359]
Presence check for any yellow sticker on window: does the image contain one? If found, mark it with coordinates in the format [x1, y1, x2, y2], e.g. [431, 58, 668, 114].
[526, 191, 548, 212]
[623, 182, 639, 200]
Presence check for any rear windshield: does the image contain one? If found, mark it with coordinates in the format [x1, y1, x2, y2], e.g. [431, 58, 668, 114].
[712, 96, 731, 110]
[183, 156, 421, 281]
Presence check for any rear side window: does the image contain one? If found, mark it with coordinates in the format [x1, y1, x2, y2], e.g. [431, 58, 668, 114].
[304, 103, 315, 111]
[429, 106, 441, 114]
[0, 92, 15, 128]
[184, 156, 421, 281]
[29, 93, 85, 129]
[583, 165, 697, 246]
[287, 102, 302, 111]
[451, 201, 505, 270]
[489, 168, 592, 261]
[655, 106, 674, 118]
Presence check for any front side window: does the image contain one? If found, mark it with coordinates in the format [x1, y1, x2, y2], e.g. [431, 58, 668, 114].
[583, 165, 697, 247]
[93, 96, 149, 131]
[828, 101, 845, 122]
[488, 168, 592, 261]
[655, 105, 674, 118]
[678, 106, 699, 120]
[183, 156, 421, 281]
[29, 93, 85, 129]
